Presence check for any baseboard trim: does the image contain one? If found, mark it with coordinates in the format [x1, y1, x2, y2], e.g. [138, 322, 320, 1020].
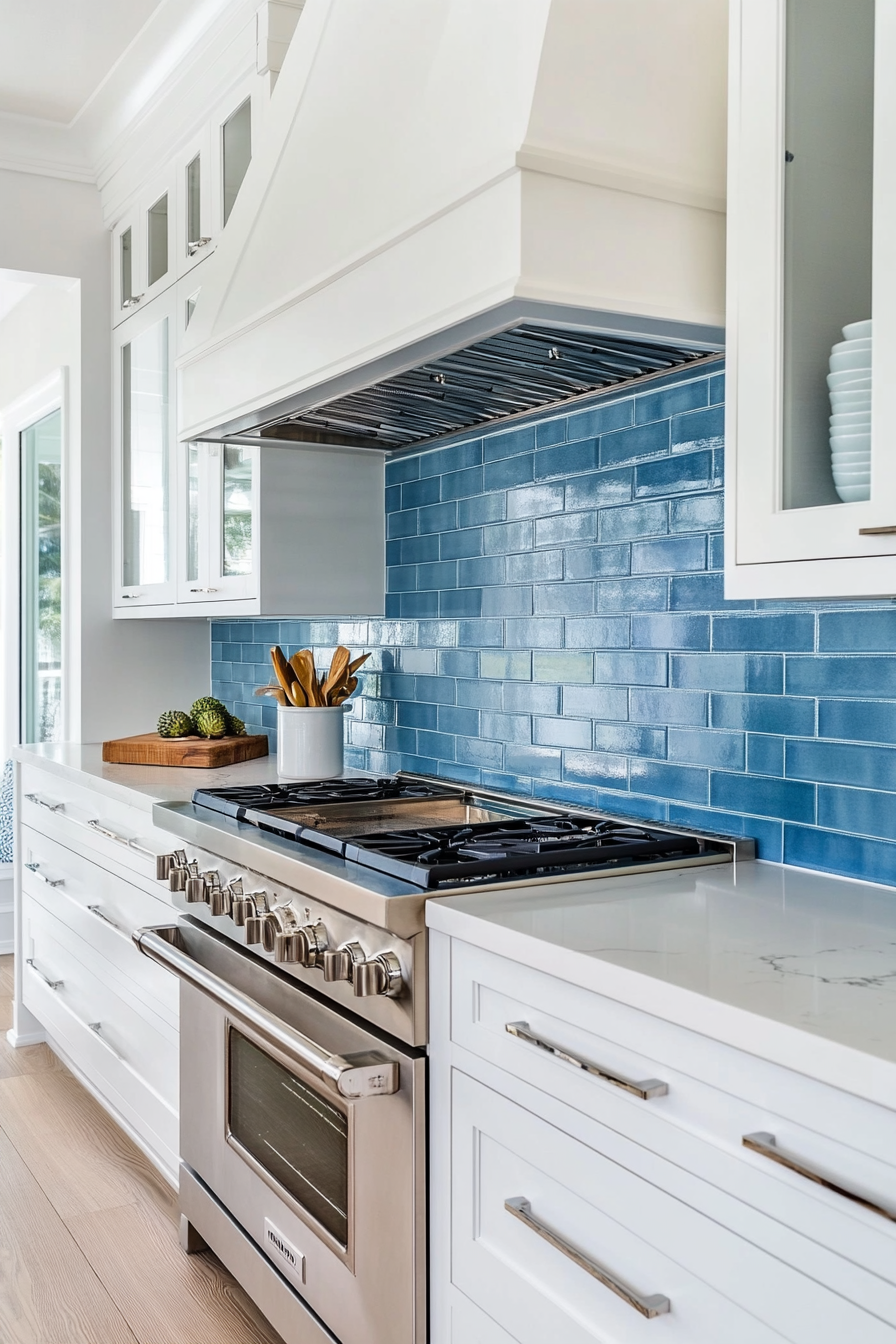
[0, 939, 14, 955]
[6, 1025, 47, 1047]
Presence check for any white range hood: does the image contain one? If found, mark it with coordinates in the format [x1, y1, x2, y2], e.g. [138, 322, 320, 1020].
[179, 0, 728, 450]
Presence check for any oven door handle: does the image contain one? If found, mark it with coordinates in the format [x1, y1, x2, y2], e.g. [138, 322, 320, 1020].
[133, 925, 399, 1099]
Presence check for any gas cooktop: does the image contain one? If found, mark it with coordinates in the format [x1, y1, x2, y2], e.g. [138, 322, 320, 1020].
[191, 775, 731, 891]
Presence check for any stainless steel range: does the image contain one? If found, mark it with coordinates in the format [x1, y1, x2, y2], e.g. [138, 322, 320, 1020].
[136, 773, 751, 1344]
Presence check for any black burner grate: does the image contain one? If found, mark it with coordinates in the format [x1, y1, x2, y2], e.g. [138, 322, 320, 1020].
[192, 776, 454, 821]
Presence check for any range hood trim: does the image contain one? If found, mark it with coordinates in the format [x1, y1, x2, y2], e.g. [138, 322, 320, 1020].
[185, 298, 724, 449]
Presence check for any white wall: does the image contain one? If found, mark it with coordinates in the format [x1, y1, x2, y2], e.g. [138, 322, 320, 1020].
[0, 168, 209, 748]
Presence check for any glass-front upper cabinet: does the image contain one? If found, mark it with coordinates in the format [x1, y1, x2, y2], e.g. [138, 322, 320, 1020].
[177, 441, 258, 605]
[727, 0, 896, 597]
[176, 127, 215, 279]
[114, 289, 177, 609]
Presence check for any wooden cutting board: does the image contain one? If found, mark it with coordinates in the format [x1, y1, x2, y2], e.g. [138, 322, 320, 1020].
[102, 733, 269, 768]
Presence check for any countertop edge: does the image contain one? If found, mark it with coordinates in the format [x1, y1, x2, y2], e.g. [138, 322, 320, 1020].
[426, 899, 896, 1113]
[13, 744, 163, 813]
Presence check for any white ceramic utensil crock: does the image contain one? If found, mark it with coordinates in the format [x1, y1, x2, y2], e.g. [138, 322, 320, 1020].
[277, 704, 349, 779]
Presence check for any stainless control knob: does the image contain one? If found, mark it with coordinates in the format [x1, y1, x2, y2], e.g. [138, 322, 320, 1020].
[322, 941, 364, 983]
[353, 951, 403, 999]
[231, 898, 253, 927]
[185, 875, 207, 904]
[245, 915, 265, 945]
[261, 913, 279, 954]
[274, 932, 302, 963]
[156, 853, 176, 881]
[168, 851, 189, 891]
[209, 885, 232, 918]
[296, 921, 329, 969]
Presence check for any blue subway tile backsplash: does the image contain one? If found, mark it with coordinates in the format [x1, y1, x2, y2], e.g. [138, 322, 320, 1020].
[212, 361, 896, 889]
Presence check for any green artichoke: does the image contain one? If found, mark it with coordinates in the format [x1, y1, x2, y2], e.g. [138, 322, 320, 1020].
[194, 709, 228, 739]
[157, 710, 195, 739]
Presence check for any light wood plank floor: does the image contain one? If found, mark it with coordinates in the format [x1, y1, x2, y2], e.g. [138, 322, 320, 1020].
[0, 955, 285, 1344]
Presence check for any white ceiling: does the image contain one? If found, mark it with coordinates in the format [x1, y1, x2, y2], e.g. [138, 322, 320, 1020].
[0, 278, 34, 323]
[0, 0, 165, 123]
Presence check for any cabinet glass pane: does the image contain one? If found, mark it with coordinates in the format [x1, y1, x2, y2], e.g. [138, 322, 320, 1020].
[186, 154, 201, 253]
[222, 99, 251, 226]
[122, 317, 169, 587]
[222, 445, 253, 576]
[782, 0, 874, 509]
[228, 1029, 349, 1247]
[147, 194, 169, 287]
[120, 227, 133, 306]
[21, 410, 62, 744]
[187, 443, 200, 583]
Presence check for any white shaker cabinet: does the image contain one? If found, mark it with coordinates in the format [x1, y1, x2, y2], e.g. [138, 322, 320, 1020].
[726, 0, 896, 598]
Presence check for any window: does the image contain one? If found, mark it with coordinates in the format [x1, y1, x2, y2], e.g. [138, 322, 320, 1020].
[222, 99, 252, 226]
[147, 194, 169, 287]
[21, 410, 62, 744]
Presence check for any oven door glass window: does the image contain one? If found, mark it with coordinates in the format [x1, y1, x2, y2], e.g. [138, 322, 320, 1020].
[227, 1027, 349, 1248]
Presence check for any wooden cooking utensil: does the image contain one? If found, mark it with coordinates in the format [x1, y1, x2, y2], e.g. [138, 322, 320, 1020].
[348, 652, 371, 676]
[333, 675, 358, 705]
[290, 649, 321, 706]
[254, 684, 289, 707]
[321, 646, 351, 703]
[291, 680, 307, 707]
[271, 646, 297, 702]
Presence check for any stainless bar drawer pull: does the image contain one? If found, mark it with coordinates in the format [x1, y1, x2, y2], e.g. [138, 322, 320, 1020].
[506, 1021, 667, 1100]
[743, 1133, 896, 1223]
[505, 1197, 671, 1318]
[86, 819, 155, 861]
[88, 906, 128, 937]
[26, 958, 63, 990]
[24, 793, 64, 813]
[88, 1022, 124, 1062]
[24, 862, 64, 888]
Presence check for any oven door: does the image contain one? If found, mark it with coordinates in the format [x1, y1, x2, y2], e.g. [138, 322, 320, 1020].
[136, 919, 425, 1344]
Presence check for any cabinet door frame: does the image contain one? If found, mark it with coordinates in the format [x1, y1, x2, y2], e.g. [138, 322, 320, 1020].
[726, 0, 896, 597]
[205, 442, 260, 602]
[212, 77, 260, 233]
[113, 289, 178, 611]
[175, 125, 216, 281]
[111, 204, 144, 330]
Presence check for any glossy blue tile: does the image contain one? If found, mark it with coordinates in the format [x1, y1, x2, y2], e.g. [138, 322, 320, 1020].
[482, 520, 534, 554]
[387, 566, 417, 593]
[563, 750, 628, 787]
[597, 578, 669, 612]
[397, 701, 439, 730]
[712, 614, 814, 652]
[669, 573, 729, 611]
[399, 591, 439, 618]
[457, 619, 504, 647]
[506, 549, 564, 584]
[417, 730, 456, 760]
[456, 737, 504, 769]
[386, 540, 402, 567]
[670, 493, 724, 533]
[567, 398, 632, 442]
[480, 771, 534, 796]
[534, 582, 593, 615]
[401, 475, 440, 509]
[634, 452, 712, 499]
[211, 661, 232, 683]
[630, 759, 709, 804]
[383, 726, 417, 753]
[709, 533, 725, 570]
[787, 656, 896, 698]
[440, 466, 483, 500]
[480, 711, 533, 743]
[533, 652, 593, 683]
[711, 773, 815, 823]
[709, 372, 725, 405]
[418, 501, 457, 534]
[481, 586, 533, 617]
[786, 738, 896, 791]
[630, 688, 708, 726]
[565, 467, 633, 510]
[503, 683, 562, 715]
[632, 614, 710, 651]
[385, 485, 401, 513]
[670, 806, 783, 860]
[533, 717, 592, 748]
[387, 509, 417, 539]
[480, 651, 532, 680]
[817, 786, 896, 842]
[418, 437, 482, 478]
[565, 544, 631, 579]
[483, 454, 535, 491]
[634, 378, 708, 425]
[438, 649, 480, 679]
[505, 744, 563, 779]
[564, 616, 630, 649]
[385, 455, 420, 485]
[483, 425, 536, 462]
[457, 493, 506, 527]
[668, 729, 744, 770]
[535, 440, 597, 480]
[599, 791, 669, 823]
[438, 761, 482, 786]
[536, 780, 604, 810]
[399, 534, 440, 564]
[417, 560, 457, 590]
[600, 420, 670, 467]
[672, 405, 724, 452]
[414, 676, 457, 705]
[399, 648, 437, 675]
[632, 535, 706, 575]
[535, 512, 597, 547]
[592, 723, 666, 757]
[746, 734, 785, 777]
[439, 588, 482, 618]
[783, 826, 896, 885]
[594, 651, 667, 686]
[599, 500, 668, 543]
[505, 618, 564, 648]
[417, 621, 457, 647]
[507, 483, 565, 520]
[458, 556, 505, 587]
[456, 679, 503, 709]
[440, 527, 483, 560]
[563, 685, 629, 720]
[438, 705, 481, 737]
[535, 417, 567, 447]
[817, 609, 896, 652]
[711, 694, 815, 736]
[818, 699, 896, 745]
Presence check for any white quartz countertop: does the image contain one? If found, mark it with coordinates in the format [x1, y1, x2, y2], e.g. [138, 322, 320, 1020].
[14, 742, 290, 813]
[428, 860, 896, 1109]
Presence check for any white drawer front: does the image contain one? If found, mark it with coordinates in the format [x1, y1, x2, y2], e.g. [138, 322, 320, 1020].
[452, 1069, 890, 1344]
[451, 940, 896, 1295]
[23, 894, 178, 1112]
[450, 1290, 520, 1344]
[21, 825, 178, 1025]
[19, 764, 176, 895]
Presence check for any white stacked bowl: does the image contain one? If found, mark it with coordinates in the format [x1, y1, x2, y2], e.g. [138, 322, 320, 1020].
[829, 319, 871, 502]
